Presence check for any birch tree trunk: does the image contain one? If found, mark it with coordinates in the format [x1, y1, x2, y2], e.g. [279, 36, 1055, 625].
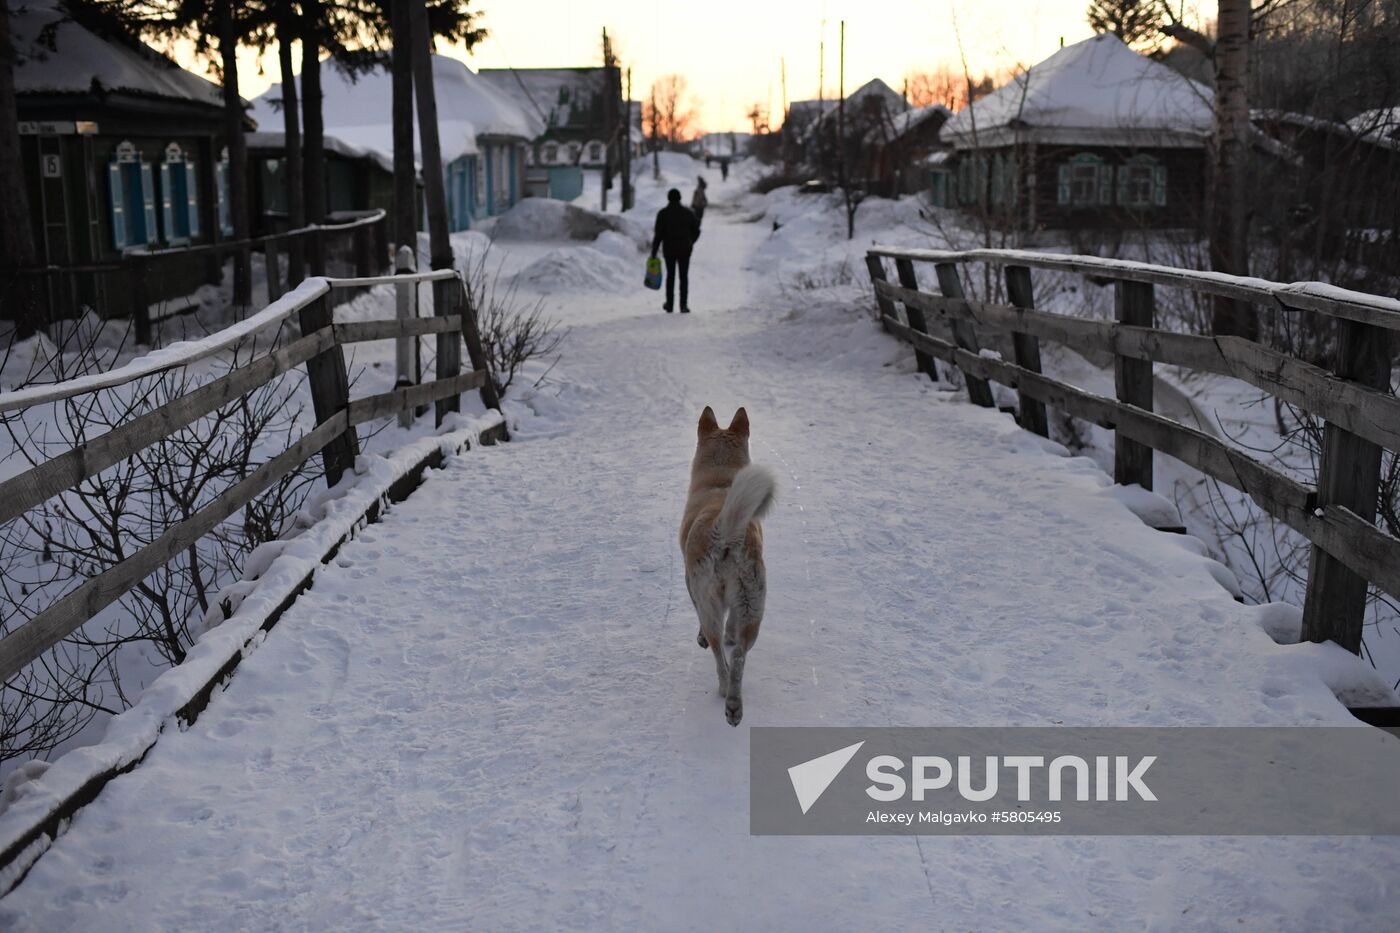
[1209, 0, 1257, 339]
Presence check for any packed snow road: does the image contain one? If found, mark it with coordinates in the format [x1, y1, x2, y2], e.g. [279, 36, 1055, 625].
[5, 176, 1398, 930]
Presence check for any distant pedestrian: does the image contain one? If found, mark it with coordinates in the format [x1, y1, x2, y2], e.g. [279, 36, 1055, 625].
[691, 177, 708, 223]
[651, 188, 701, 313]
[720, 158, 729, 181]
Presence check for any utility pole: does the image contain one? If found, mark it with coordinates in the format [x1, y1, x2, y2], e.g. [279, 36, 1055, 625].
[839, 20, 852, 240]
[601, 28, 611, 213]
[622, 67, 633, 210]
[651, 83, 660, 180]
[780, 57, 787, 120]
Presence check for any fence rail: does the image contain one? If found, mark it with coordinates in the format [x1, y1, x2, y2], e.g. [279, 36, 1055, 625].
[0, 265, 503, 684]
[865, 246, 1398, 655]
[2, 210, 391, 343]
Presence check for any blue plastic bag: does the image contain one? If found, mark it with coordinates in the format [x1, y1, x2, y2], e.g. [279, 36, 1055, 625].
[644, 256, 662, 290]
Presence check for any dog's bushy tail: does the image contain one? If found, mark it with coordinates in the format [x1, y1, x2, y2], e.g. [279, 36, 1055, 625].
[716, 465, 777, 550]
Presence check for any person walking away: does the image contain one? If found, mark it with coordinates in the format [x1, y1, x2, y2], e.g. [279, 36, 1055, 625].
[691, 177, 708, 223]
[651, 188, 701, 313]
[720, 158, 729, 181]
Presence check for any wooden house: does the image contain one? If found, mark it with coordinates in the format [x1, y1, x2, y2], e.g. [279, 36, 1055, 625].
[940, 34, 1211, 232]
[251, 55, 539, 234]
[864, 105, 951, 197]
[11, 0, 238, 314]
[245, 132, 396, 236]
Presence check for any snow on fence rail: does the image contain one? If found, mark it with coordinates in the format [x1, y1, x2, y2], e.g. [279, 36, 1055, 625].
[865, 246, 1400, 661]
[0, 267, 503, 685]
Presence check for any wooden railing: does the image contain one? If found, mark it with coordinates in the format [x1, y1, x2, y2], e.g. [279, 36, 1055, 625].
[864, 246, 1400, 655]
[0, 265, 503, 685]
[2, 210, 390, 343]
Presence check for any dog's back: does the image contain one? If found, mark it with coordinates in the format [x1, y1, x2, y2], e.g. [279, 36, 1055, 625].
[681, 407, 776, 726]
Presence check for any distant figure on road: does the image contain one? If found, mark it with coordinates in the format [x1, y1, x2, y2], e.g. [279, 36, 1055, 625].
[651, 188, 701, 313]
[720, 158, 729, 181]
[691, 177, 708, 223]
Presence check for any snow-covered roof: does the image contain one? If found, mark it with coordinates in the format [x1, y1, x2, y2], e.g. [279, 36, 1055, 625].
[1254, 108, 1400, 154]
[944, 33, 1211, 149]
[12, 0, 225, 110]
[476, 68, 611, 136]
[246, 131, 395, 175]
[816, 78, 909, 129]
[249, 55, 541, 166]
[867, 104, 951, 145]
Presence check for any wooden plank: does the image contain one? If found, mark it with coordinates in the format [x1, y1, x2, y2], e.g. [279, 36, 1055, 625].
[334, 316, 461, 344]
[866, 246, 1400, 333]
[1003, 265, 1049, 437]
[864, 253, 901, 327]
[0, 414, 347, 684]
[1302, 320, 1393, 653]
[1114, 280, 1155, 489]
[931, 263, 995, 408]
[881, 311, 1400, 603]
[894, 258, 937, 381]
[877, 282, 1400, 454]
[456, 278, 505, 417]
[0, 330, 333, 526]
[347, 370, 488, 427]
[298, 294, 359, 486]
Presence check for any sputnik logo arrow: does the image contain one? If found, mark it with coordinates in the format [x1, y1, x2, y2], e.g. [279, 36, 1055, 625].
[788, 741, 865, 814]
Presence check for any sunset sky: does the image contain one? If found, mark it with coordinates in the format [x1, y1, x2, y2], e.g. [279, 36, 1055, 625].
[219, 0, 1108, 132]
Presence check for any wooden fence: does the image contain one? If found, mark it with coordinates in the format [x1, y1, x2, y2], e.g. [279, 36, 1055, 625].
[0, 264, 503, 686]
[864, 246, 1400, 657]
[3, 210, 390, 343]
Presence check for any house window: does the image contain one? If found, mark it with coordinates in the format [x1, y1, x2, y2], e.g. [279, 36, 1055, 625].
[1057, 153, 1111, 207]
[566, 142, 580, 164]
[476, 152, 487, 209]
[956, 154, 988, 206]
[493, 144, 508, 207]
[990, 153, 1018, 206]
[543, 142, 559, 164]
[1117, 155, 1167, 208]
[107, 140, 157, 250]
[587, 141, 603, 163]
[160, 142, 200, 243]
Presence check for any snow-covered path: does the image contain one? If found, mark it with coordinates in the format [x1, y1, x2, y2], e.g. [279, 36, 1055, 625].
[5, 185, 1399, 930]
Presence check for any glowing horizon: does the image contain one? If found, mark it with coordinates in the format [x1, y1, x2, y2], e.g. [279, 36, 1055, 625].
[193, 0, 1104, 134]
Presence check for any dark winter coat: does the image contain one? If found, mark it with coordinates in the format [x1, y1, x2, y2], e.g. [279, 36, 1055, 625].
[651, 203, 701, 258]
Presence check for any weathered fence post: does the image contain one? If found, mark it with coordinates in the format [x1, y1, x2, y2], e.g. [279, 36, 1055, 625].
[1002, 265, 1049, 437]
[434, 277, 463, 427]
[264, 236, 283, 302]
[298, 291, 359, 486]
[372, 215, 389, 273]
[130, 257, 151, 346]
[864, 253, 900, 330]
[894, 257, 937, 382]
[458, 275, 505, 419]
[1301, 319, 1393, 653]
[1113, 280, 1155, 489]
[395, 246, 418, 428]
[932, 263, 995, 408]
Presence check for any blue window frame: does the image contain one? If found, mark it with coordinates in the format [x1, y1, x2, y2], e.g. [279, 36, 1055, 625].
[160, 142, 200, 243]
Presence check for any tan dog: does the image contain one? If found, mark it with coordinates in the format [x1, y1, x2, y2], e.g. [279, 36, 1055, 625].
[680, 407, 777, 726]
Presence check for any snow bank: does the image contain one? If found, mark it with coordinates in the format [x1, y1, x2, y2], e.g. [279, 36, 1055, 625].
[512, 247, 634, 294]
[490, 198, 647, 247]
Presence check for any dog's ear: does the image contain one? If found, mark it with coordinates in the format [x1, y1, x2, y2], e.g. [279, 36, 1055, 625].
[698, 406, 719, 437]
[728, 407, 750, 437]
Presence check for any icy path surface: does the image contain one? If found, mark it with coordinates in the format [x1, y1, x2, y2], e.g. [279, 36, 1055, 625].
[6, 184, 1398, 930]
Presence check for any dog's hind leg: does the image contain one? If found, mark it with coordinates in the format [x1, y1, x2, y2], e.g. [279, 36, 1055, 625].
[723, 573, 765, 727]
